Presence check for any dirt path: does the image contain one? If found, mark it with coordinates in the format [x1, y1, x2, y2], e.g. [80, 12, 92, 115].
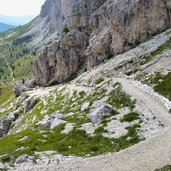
[2, 55, 15, 83]
[54, 78, 171, 171]
[16, 77, 171, 171]
[26, 83, 93, 97]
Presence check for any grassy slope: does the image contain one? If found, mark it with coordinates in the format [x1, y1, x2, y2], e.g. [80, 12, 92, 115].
[0, 85, 13, 106]
[0, 18, 37, 82]
[0, 82, 143, 158]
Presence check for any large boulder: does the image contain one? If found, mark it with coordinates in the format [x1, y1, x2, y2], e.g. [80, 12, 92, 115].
[24, 98, 37, 113]
[15, 154, 37, 164]
[0, 109, 19, 137]
[37, 113, 66, 129]
[13, 82, 27, 98]
[88, 103, 115, 124]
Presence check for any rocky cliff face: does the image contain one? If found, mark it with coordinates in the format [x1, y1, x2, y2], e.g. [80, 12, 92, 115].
[21, 0, 77, 47]
[32, 0, 107, 85]
[32, 0, 171, 86]
[86, 0, 171, 69]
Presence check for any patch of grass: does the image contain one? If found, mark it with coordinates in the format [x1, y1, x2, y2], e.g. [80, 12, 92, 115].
[121, 112, 140, 122]
[145, 37, 171, 63]
[0, 154, 11, 163]
[94, 126, 106, 134]
[0, 120, 143, 158]
[154, 165, 171, 171]
[95, 77, 104, 85]
[154, 72, 171, 100]
[107, 83, 136, 110]
[145, 72, 171, 100]
[0, 85, 13, 106]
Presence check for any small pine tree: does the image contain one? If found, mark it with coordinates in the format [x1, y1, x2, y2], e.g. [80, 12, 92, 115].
[62, 24, 70, 33]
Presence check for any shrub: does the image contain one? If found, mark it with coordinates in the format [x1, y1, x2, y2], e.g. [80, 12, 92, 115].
[121, 112, 140, 122]
[62, 24, 70, 33]
[154, 165, 171, 171]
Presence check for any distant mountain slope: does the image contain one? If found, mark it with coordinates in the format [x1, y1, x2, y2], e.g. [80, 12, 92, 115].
[0, 22, 14, 32]
[0, 15, 35, 26]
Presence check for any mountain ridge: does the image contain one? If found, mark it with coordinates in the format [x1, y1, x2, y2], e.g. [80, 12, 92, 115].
[0, 22, 14, 32]
[0, 15, 35, 26]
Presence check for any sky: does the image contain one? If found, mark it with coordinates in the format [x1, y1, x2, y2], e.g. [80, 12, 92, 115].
[0, 0, 46, 16]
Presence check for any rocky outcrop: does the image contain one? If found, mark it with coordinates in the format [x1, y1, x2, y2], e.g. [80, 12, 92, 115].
[32, 0, 108, 85]
[88, 103, 115, 124]
[20, 0, 78, 47]
[24, 98, 37, 113]
[15, 155, 37, 164]
[13, 82, 27, 98]
[32, 30, 88, 85]
[0, 109, 19, 137]
[37, 113, 66, 129]
[86, 0, 171, 69]
[32, 0, 171, 85]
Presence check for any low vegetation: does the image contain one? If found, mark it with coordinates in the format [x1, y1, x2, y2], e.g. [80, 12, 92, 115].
[0, 85, 13, 106]
[145, 37, 171, 63]
[0, 82, 144, 158]
[154, 165, 171, 171]
[144, 72, 171, 100]
[120, 112, 140, 122]
[0, 123, 142, 158]
[107, 83, 136, 110]
[62, 24, 70, 33]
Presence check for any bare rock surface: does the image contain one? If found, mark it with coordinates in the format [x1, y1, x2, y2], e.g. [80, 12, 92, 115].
[37, 113, 66, 129]
[15, 155, 37, 164]
[0, 109, 20, 137]
[88, 103, 115, 124]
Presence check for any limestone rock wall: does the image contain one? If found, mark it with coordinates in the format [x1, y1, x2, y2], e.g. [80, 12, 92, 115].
[32, 0, 171, 86]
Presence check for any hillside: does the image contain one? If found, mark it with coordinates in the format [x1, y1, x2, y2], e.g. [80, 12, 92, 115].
[0, 0, 171, 171]
[0, 18, 38, 82]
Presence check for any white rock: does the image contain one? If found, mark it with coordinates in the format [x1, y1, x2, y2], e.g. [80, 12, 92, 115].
[61, 123, 74, 134]
[81, 102, 90, 111]
[88, 103, 115, 123]
[18, 136, 28, 142]
[15, 155, 37, 164]
[37, 113, 66, 129]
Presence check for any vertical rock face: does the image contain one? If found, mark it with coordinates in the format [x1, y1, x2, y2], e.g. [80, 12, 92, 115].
[32, 30, 88, 85]
[32, 0, 171, 86]
[21, 0, 77, 46]
[40, 0, 77, 31]
[86, 0, 171, 69]
[32, 0, 107, 85]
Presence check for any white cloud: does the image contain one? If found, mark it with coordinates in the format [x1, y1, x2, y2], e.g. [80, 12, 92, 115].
[0, 0, 46, 16]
